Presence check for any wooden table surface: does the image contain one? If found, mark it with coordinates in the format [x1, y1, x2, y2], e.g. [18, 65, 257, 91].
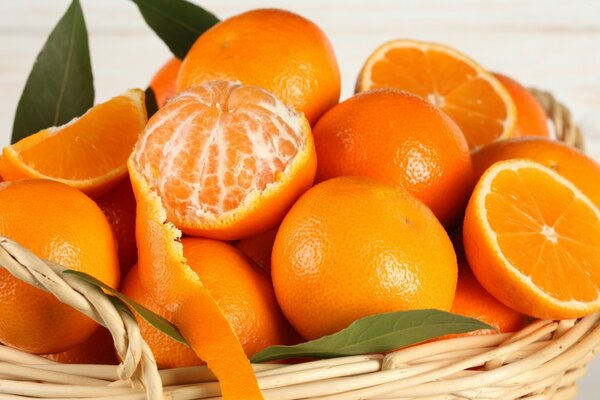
[0, 1, 599, 397]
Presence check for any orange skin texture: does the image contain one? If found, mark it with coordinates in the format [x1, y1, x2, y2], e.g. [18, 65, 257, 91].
[472, 137, 600, 208]
[122, 239, 295, 369]
[150, 58, 181, 108]
[493, 73, 550, 138]
[96, 178, 137, 276]
[44, 327, 119, 365]
[272, 176, 458, 340]
[313, 89, 474, 229]
[0, 180, 119, 354]
[234, 227, 278, 274]
[177, 9, 341, 125]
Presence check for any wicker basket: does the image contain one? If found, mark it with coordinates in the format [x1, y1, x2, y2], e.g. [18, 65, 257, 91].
[0, 91, 598, 400]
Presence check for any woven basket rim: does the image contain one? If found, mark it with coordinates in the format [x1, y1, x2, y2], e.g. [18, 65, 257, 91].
[0, 89, 598, 400]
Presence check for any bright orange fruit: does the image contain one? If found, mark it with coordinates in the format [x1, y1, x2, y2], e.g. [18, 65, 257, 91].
[356, 39, 516, 150]
[313, 89, 473, 228]
[0, 180, 119, 354]
[272, 176, 457, 340]
[234, 227, 278, 274]
[0, 90, 146, 198]
[177, 9, 340, 125]
[493, 73, 551, 138]
[464, 160, 600, 319]
[150, 57, 181, 108]
[122, 238, 294, 369]
[130, 80, 316, 240]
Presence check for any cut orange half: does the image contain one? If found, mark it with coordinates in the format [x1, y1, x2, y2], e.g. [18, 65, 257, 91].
[0, 90, 146, 198]
[130, 80, 316, 240]
[463, 159, 600, 319]
[356, 39, 517, 150]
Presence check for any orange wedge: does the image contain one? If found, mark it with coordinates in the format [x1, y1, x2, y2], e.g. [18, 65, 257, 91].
[0, 90, 146, 198]
[356, 40, 516, 150]
[464, 160, 600, 319]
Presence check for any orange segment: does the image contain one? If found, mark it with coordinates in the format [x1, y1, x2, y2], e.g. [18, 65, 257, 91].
[130, 80, 316, 240]
[128, 160, 263, 399]
[356, 40, 516, 150]
[0, 90, 146, 198]
[464, 160, 600, 319]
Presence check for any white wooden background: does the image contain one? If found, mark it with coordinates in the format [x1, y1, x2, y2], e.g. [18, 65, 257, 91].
[0, 0, 599, 397]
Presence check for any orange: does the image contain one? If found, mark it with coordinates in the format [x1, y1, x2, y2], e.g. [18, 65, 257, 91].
[122, 238, 294, 369]
[130, 80, 316, 240]
[96, 178, 138, 276]
[356, 39, 516, 150]
[272, 176, 457, 340]
[313, 89, 473, 228]
[463, 160, 600, 319]
[177, 9, 340, 125]
[234, 227, 278, 274]
[0, 90, 146, 198]
[493, 73, 551, 138]
[472, 137, 600, 208]
[0, 180, 119, 354]
[150, 58, 181, 108]
[44, 327, 118, 365]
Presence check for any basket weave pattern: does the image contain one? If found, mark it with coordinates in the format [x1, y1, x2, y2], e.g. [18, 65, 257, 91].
[0, 91, 598, 400]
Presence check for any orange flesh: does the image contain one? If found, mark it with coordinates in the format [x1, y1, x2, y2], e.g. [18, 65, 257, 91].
[486, 167, 600, 302]
[364, 45, 512, 149]
[10, 95, 143, 180]
[132, 81, 303, 218]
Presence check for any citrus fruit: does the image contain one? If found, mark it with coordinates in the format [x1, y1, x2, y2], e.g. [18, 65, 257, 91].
[472, 137, 600, 208]
[150, 57, 181, 108]
[234, 227, 278, 274]
[356, 39, 516, 150]
[122, 238, 294, 368]
[44, 327, 118, 365]
[130, 80, 316, 240]
[493, 73, 550, 138]
[313, 89, 473, 228]
[272, 176, 457, 340]
[96, 178, 137, 276]
[463, 160, 600, 319]
[0, 90, 146, 198]
[0, 179, 119, 354]
[177, 9, 340, 125]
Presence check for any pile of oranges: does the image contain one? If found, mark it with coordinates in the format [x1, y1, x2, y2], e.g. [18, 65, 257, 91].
[0, 7, 599, 398]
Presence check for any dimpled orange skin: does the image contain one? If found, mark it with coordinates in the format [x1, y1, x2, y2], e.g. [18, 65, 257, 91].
[272, 176, 458, 340]
[493, 73, 550, 138]
[313, 89, 474, 229]
[150, 58, 181, 108]
[177, 9, 341, 125]
[0, 180, 119, 354]
[471, 137, 600, 208]
[234, 227, 278, 274]
[122, 238, 295, 368]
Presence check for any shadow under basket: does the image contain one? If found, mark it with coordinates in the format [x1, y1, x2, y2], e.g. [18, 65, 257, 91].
[0, 90, 598, 400]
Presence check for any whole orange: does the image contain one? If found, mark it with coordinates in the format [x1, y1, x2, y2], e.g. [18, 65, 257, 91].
[150, 57, 181, 108]
[472, 137, 600, 208]
[313, 89, 473, 228]
[122, 238, 295, 368]
[177, 8, 340, 125]
[0, 179, 119, 354]
[272, 176, 457, 340]
[493, 73, 551, 138]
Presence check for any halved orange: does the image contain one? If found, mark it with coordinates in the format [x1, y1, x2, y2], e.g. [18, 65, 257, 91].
[0, 90, 146, 198]
[463, 159, 600, 319]
[130, 80, 316, 240]
[356, 40, 517, 150]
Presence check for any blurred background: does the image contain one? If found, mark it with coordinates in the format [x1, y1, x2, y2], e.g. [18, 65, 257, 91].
[0, 0, 598, 397]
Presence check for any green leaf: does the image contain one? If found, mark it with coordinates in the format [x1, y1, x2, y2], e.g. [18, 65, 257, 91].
[131, 0, 219, 59]
[144, 87, 159, 118]
[12, 0, 94, 144]
[63, 270, 190, 347]
[250, 310, 493, 363]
